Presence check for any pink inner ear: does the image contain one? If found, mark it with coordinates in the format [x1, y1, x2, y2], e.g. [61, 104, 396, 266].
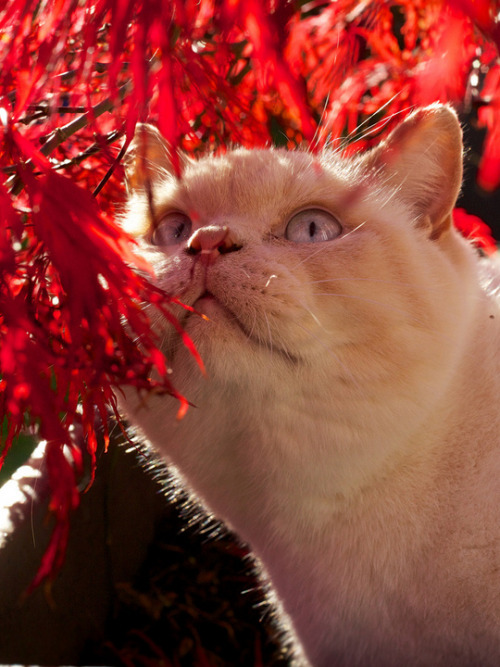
[125, 123, 176, 190]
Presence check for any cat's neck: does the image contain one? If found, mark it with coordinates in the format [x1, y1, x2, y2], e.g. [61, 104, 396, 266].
[154, 268, 499, 540]
[206, 319, 500, 667]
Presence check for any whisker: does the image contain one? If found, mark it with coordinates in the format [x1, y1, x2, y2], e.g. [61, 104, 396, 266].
[292, 295, 326, 331]
[339, 220, 366, 240]
[327, 96, 412, 155]
[309, 292, 427, 326]
[263, 311, 274, 357]
[268, 285, 425, 326]
[310, 91, 331, 152]
[349, 100, 410, 146]
[292, 321, 366, 395]
[289, 243, 330, 271]
[245, 305, 259, 343]
[302, 277, 441, 293]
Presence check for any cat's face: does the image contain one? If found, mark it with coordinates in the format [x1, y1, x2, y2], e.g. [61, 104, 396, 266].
[120, 105, 484, 512]
[124, 106, 470, 398]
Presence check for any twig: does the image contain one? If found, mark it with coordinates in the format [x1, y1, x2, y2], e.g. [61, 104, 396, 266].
[39, 80, 130, 157]
[7, 80, 131, 196]
[55, 130, 124, 171]
[92, 135, 128, 197]
[19, 106, 93, 125]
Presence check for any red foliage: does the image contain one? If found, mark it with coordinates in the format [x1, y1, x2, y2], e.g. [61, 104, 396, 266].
[452, 207, 498, 255]
[0, 0, 498, 585]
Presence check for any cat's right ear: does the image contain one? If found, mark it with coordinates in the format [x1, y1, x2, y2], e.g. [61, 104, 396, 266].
[123, 123, 176, 192]
[359, 105, 463, 240]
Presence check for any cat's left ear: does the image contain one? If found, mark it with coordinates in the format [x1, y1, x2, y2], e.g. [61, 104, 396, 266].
[361, 105, 463, 239]
[123, 123, 180, 192]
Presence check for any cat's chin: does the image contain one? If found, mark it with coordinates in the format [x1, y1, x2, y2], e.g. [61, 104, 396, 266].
[192, 291, 221, 309]
[186, 292, 299, 364]
[193, 290, 239, 321]
[189, 290, 253, 340]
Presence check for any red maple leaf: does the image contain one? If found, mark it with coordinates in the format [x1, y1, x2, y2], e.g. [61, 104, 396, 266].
[0, 0, 498, 588]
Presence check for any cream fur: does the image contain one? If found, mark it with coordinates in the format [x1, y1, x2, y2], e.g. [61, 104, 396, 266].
[120, 106, 500, 666]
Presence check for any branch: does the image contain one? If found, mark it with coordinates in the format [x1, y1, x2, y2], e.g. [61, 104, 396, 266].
[39, 81, 131, 157]
[55, 130, 124, 171]
[7, 80, 132, 196]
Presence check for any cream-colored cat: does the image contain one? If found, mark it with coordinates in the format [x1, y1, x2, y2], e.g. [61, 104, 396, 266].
[120, 105, 500, 666]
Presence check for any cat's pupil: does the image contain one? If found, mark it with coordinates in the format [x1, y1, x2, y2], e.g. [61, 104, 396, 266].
[175, 222, 186, 238]
[309, 221, 316, 238]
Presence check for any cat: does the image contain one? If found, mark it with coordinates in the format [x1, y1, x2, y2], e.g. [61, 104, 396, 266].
[119, 104, 500, 667]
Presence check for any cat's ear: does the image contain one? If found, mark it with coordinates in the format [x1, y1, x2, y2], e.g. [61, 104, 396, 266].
[123, 123, 178, 191]
[362, 105, 463, 239]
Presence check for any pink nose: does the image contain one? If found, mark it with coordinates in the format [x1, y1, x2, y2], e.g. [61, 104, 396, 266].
[186, 226, 241, 255]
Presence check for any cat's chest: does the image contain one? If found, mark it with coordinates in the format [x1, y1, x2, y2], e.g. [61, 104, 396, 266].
[260, 458, 500, 667]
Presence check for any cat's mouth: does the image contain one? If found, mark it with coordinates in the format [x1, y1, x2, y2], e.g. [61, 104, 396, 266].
[193, 291, 217, 306]
[191, 290, 263, 346]
[190, 291, 298, 364]
[192, 290, 246, 331]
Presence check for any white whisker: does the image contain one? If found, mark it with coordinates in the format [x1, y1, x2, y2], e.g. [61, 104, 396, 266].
[244, 305, 260, 344]
[310, 91, 331, 151]
[263, 311, 274, 356]
[264, 274, 278, 289]
[309, 292, 426, 326]
[339, 220, 367, 240]
[289, 242, 335, 271]
[303, 277, 441, 293]
[293, 296, 326, 331]
[327, 97, 412, 154]
[293, 321, 366, 395]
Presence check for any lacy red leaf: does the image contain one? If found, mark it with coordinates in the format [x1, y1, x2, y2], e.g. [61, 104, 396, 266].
[0, 0, 499, 589]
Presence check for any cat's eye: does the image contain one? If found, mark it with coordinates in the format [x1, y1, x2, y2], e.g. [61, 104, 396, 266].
[285, 208, 341, 243]
[152, 212, 192, 246]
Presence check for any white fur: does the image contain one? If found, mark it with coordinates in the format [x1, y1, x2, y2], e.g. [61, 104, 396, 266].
[120, 107, 500, 666]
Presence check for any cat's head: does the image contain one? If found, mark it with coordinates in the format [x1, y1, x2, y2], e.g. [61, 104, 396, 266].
[122, 105, 475, 397]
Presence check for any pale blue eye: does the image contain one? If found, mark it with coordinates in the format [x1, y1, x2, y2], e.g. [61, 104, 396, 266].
[285, 208, 342, 243]
[152, 212, 192, 246]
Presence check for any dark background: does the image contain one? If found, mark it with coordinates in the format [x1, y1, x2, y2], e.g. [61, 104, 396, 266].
[459, 116, 500, 241]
